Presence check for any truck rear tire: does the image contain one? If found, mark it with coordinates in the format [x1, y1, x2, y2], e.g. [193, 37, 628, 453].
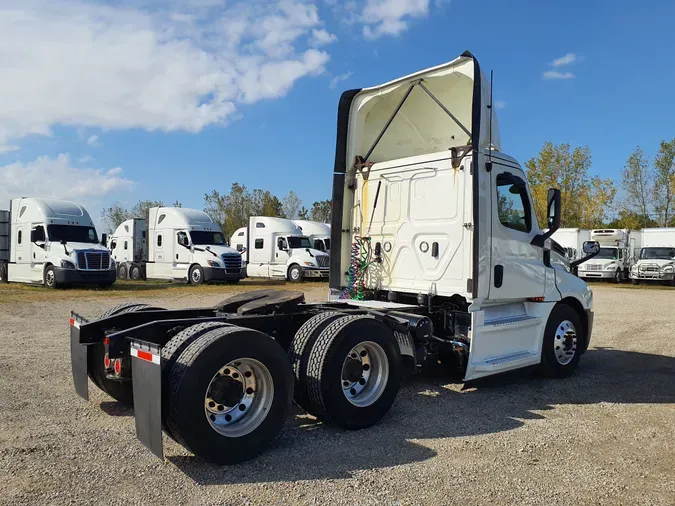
[305, 315, 402, 429]
[537, 304, 584, 378]
[129, 264, 143, 281]
[117, 263, 128, 280]
[288, 311, 347, 414]
[165, 326, 293, 464]
[88, 303, 165, 405]
[43, 265, 57, 288]
[189, 264, 204, 285]
[288, 264, 303, 283]
[160, 321, 234, 439]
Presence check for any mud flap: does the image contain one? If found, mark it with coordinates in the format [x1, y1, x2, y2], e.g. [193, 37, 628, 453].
[69, 314, 89, 400]
[130, 339, 164, 460]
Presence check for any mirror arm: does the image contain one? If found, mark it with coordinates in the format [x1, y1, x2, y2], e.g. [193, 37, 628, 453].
[570, 250, 600, 269]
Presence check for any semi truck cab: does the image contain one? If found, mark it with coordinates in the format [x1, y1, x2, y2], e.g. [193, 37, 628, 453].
[0, 198, 115, 287]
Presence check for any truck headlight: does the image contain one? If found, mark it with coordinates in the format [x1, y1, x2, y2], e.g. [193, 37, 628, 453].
[207, 260, 221, 267]
[631, 265, 638, 271]
[604, 263, 617, 270]
[60, 260, 75, 269]
[664, 265, 674, 272]
[303, 261, 315, 267]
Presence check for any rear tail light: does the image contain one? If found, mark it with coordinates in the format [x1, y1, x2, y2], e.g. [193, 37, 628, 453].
[113, 359, 122, 375]
[104, 353, 111, 369]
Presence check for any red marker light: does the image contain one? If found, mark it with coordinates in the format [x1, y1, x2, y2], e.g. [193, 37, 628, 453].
[104, 353, 111, 369]
[113, 359, 122, 375]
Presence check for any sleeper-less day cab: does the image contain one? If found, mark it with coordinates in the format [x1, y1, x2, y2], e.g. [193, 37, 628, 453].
[107, 207, 243, 284]
[0, 198, 115, 287]
[577, 229, 637, 283]
[69, 52, 598, 465]
[630, 227, 675, 285]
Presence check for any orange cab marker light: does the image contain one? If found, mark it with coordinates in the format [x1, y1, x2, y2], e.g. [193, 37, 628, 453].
[528, 296, 545, 302]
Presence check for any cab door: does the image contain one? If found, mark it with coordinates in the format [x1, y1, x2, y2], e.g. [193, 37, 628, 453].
[488, 165, 547, 301]
[30, 224, 48, 278]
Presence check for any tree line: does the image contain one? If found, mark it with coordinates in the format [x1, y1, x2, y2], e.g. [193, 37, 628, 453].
[526, 139, 675, 229]
[101, 199, 182, 232]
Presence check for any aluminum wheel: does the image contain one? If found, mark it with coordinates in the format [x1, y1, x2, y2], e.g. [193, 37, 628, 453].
[191, 267, 202, 284]
[340, 341, 389, 407]
[554, 320, 577, 366]
[45, 269, 55, 287]
[204, 358, 274, 438]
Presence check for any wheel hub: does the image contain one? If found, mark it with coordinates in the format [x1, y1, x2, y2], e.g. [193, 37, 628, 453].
[554, 320, 577, 366]
[209, 375, 244, 407]
[340, 341, 389, 407]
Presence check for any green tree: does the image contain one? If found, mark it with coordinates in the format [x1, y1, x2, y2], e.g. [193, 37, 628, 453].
[653, 139, 675, 226]
[172, 200, 182, 208]
[310, 199, 332, 223]
[282, 190, 302, 220]
[620, 146, 652, 228]
[100, 202, 131, 232]
[252, 189, 284, 218]
[131, 200, 164, 221]
[298, 206, 309, 220]
[525, 142, 616, 228]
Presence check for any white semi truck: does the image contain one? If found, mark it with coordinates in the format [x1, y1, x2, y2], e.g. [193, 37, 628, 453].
[231, 217, 329, 281]
[107, 207, 243, 284]
[577, 229, 636, 283]
[292, 220, 331, 252]
[0, 198, 115, 288]
[630, 228, 675, 285]
[69, 51, 598, 465]
[551, 228, 591, 262]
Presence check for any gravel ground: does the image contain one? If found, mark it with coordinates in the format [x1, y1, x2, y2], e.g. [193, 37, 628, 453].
[1, 283, 674, 506]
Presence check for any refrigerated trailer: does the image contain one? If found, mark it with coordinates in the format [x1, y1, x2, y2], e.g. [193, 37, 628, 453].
[107, 208, 243, 284]
[0, 198, 115, 287]
[70, 51, 599, 464]
[630, 228, 675, 285]
[577, 229, 636, 283]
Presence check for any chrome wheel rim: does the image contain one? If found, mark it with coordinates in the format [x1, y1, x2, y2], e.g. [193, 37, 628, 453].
[191, 268, 201, 283]
[341, 341, 389, 407]
[204, 358, 274, 437]
[290, 268, 300, 281]
[45, 270, 55, 287]
[554, 320, 577, 365]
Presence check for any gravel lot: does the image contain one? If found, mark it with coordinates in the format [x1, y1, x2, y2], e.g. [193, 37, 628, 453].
[1, 282, 674, 506]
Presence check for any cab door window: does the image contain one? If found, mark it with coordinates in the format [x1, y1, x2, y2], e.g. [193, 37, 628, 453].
[496, 174, 532, 233]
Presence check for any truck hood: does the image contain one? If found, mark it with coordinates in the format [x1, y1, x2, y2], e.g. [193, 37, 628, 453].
[193, 245, 240, 257]
[49, 242, 108, 253]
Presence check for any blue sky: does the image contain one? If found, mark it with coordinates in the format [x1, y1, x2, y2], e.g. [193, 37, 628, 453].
[1, 0, 674, 229]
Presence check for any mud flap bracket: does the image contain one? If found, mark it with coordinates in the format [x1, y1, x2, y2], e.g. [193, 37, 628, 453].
[130, 339, 164, 460]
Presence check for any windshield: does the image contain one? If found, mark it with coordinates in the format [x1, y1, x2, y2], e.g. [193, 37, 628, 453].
[595, 247, 618, 260]
[288, 236, 313, 249]
[190, 231, 225, 246]
[640, 247, 675, 260]
[47, 225, 98, 244]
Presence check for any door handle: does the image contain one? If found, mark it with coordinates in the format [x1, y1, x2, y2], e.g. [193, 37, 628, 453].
[494, 265, 504, 288]
[176, 254, 178, 260]
[431, 242, 439, 258]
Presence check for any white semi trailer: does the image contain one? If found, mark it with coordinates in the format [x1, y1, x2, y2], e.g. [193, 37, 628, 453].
[0, 198, 115, 288]
[292, 220, 331, 252]
[231, 217, 329, 281]
[577, 229, 635, 283]
[107, 207, 243, 284]
[69, 51, 598, 465]
[551, 228, 591, 262]
[630, 228, 675, 285]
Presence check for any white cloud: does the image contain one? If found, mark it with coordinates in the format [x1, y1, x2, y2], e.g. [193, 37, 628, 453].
[310, 28, 338, 46]
[330, 71, 353, 89]
[361, 0, 430, 39]
[87, 135, 100, 146]
[543, 70, 575, 80]
[0, 0, 331, 150]
[494, 100, 506, 109]
[0, 154, 134, 208]
[78, 154, 94, 163]
[551, 53, 576, 67]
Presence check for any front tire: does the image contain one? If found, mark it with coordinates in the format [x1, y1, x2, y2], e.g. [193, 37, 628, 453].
[288, 264, 303, 283]
[129, 264, 143, 281]
[305, 315, 402, 429]
[43, 265, 57, 288]
[614, 269, 622, 284]
[538, 304, 584, 378]
[632, 278, 640, 285]
[165, 326, 293, 464]
[189, 265, 204, 285]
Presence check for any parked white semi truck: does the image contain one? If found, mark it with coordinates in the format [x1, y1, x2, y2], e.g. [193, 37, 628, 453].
[292, 220, 331, 252]
[0, 198, 115, 288]
[107, 207, 243, 284]
[577, 229, 635, 283]
[630, 228, 675, 285]
[231, 217, 329, 281]
[69, 51, 598, 465]
[551, 228, 591, 262]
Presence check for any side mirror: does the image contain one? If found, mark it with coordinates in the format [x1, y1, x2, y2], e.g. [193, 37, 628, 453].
[101, 233, 108, 246]
[570, 241, 600, 269]
[110, 241, 117, 250]
[531, 188, 561, 248]
[236, 244, 243, 252]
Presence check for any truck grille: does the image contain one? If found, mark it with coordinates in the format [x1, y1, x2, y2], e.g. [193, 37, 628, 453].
[76, 251, 110, 270]
[222, 254, 242, 274]
[316, 255, 329, 268]
[587, 264, 602, 271]
[641, 266, 659, 272]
